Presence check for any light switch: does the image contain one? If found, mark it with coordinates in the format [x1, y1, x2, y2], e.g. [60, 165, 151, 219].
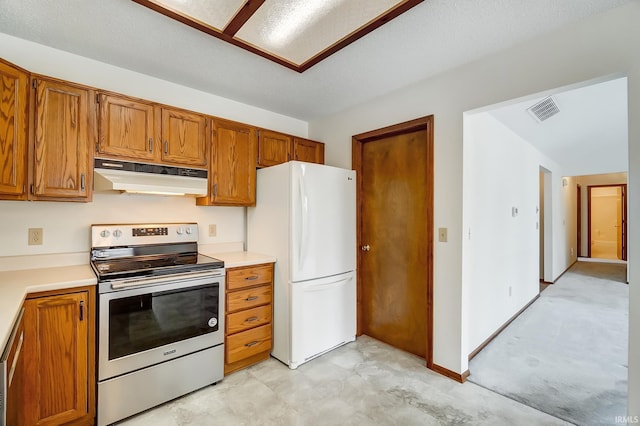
[438, 227, 448, 242]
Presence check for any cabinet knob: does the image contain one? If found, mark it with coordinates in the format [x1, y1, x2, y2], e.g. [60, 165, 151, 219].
[361, 245, 370, 252]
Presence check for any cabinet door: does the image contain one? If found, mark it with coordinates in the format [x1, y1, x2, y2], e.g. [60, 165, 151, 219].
[32, 78, 93, 201]
[0, 60, 29, 199]
[293, 137, 325, 164]
[160, 107, 207, 167]
[98, 93, 156, 162]
[207, 119, 256, 206]
[257, 129, 291, 167]
[23, 290, 92, 425]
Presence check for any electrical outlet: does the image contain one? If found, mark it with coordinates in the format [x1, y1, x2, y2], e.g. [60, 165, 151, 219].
[208, 224, 217, 237]
[28, 228, 43, 245]
[438, 227, 447, 242]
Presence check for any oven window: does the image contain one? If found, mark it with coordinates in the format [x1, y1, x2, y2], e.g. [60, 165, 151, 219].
[108, 283, 219, 360]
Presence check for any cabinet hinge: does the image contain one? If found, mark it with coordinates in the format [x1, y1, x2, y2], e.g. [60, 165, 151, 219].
[31, 79, 37, 89]
[79, 301, 85, 321]
[96, 94, 100, 104]
[30, 184, 34, 195]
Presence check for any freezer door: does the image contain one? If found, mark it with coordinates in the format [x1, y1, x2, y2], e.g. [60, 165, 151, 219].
[290, 162, 356, 282]
[290, 272, 356, 368]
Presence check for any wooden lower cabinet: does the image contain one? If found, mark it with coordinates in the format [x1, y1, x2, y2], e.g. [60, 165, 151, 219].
[20, 286, 96, 425]
[224, 263, 274, 375]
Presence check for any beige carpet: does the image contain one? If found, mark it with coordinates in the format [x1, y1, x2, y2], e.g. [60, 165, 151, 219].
[469, 261, 628, 425]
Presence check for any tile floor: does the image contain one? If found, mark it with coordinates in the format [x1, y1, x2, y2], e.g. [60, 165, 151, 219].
[117, 336, 568, 425]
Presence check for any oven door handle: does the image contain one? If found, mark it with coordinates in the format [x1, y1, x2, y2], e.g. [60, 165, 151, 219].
[109, 270, 224, 290]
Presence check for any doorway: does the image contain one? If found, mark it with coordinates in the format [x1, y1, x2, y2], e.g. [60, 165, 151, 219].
[588, 184, 627, 260]
[539, 167, 553, 283]
[352, 116, 433, 367]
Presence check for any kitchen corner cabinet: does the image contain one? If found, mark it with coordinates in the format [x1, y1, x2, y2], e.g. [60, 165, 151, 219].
[21, 286, 96, 426]
[224, 263, 274, 375]
[257, 129, 291, 167]
[0, 59, 29, 200]
[32, 77, 94, 201]
[197, 118, 257, 206]
[293, 137, 324, 164]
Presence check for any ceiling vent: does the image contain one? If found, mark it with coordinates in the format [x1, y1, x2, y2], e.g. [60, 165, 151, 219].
[527, 97, 560, 123]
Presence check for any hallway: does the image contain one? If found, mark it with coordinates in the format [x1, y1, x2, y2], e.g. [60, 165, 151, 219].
[469, 261, 628, 425]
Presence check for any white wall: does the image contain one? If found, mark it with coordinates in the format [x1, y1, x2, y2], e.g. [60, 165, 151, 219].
[0, 33, 308, 261]
[463, 113, 575, 352]
[309, 2, 640, 415]
[576, 173, 628, 256]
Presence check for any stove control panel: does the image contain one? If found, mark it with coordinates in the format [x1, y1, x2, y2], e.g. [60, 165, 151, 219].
[91, 223, 199, 248]
[133, 227, 169, 237]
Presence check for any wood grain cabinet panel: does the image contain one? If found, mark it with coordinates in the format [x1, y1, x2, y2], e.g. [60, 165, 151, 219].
[227, 263, 272, 290]
[98, 93, 155, 161]
[22, 287, 96, 426]
[0, 59, 29, 200]
[159, 107, 207, 167]
[197, 118, 256, 206]
[224, 263, 274, 375]
[293, 137, 325, 164]
[32, 78, 94, 201]
[257, 129, 291, 167]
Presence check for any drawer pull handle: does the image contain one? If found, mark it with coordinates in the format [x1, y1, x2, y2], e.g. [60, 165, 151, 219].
[245, 275, 259, 280]
[245, 316, 259, 322]
[245, 296, 259, 301]
[245, 341, 259, 347]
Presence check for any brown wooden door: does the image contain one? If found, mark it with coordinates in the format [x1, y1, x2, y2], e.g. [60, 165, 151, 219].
[293, 137, 325, 164]
[33, 78, 93, 201]
[207, 118, 257, 206]
[0, 59, 29, 200]
[354, 117, 433, 363]
[257, 129, 291, 167]
[98, 93, 156, 162]
[23, 291, 91, 425]
[160, 107, 207, 167]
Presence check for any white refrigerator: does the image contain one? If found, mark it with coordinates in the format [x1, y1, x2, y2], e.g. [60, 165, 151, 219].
[247, 161, 356, 369]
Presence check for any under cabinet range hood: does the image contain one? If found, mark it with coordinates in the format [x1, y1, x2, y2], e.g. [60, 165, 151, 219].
[93, 159, 208, 197]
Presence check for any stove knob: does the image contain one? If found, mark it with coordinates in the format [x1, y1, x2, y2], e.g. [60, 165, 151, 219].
[185, 227, 193, 235]
[100, 230, 110, 238]
[176, 227, 184, 235]
[113, 229, 123, 238]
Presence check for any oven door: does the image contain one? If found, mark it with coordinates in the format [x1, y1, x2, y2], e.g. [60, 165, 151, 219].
[98, 273, 224, 381]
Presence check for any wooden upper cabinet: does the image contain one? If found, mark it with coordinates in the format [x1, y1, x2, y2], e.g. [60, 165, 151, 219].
[293, 137, 325, 164]
[197, 118, 256, 206]
[98, 93, 155, 162]
[22, 288, 95, 425]
[257, 129, 291, 167]
[0, 59, 29, 200]
[159, 107, 207, 167]
[32, 78, 94, 201]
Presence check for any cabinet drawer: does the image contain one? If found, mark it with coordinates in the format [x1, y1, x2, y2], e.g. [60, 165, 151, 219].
[227, 285, 272, 313]
[226, 324, 271, 364]
[227, 264, 273, 291]
[227, 305, 272, 335]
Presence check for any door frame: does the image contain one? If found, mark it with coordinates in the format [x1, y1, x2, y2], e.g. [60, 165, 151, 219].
[587, 184, 627, 260]
[352, 115, 434, 368]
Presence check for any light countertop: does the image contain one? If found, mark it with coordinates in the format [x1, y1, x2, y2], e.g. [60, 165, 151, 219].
[0, 264, 97, 350]
[202, 251, 276, 268]
[0, 251, 275, 351]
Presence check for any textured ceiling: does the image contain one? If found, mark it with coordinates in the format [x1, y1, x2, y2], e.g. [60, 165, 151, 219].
[0, 0, 631, 121]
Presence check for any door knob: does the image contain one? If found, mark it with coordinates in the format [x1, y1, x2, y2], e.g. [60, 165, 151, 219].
[361, 245, 370, 252]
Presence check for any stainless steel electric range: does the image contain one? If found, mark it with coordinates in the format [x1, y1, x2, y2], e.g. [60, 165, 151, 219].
[90, 223, 224, 426]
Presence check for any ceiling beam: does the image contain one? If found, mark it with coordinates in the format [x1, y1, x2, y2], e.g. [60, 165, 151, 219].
[223, 0, 265, 36]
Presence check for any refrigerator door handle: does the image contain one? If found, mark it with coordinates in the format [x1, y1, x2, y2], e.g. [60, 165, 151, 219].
[303, 276, 350, 292]
[298, 174, 309, 272]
